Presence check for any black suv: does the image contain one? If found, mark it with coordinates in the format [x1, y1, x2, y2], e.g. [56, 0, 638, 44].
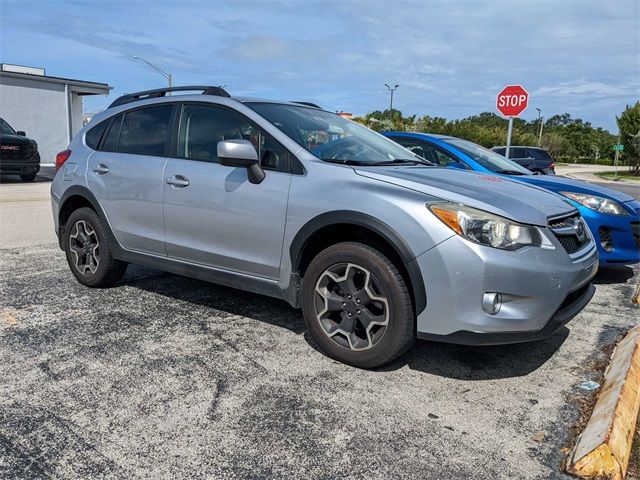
[0, 117, 40, 181]
[490, 146, 556, 175]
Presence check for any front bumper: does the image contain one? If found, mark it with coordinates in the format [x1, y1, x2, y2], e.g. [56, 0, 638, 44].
[0, 152, 40, 175]
[413, 233, 598, 344]
[579, 200, 640, 265]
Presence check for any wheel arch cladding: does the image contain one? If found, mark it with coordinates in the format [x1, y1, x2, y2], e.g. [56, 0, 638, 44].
[290, 211, 426, 314]
[57, 186, 118, 251]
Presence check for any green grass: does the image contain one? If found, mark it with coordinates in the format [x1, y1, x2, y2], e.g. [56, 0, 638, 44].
[595, 171, 640, 182]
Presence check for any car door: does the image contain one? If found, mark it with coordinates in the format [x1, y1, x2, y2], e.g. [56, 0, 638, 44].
[86, 104, 174, 255]
[162, 103, 292, 279]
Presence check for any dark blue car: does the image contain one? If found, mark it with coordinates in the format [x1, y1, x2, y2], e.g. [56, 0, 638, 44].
[384, 132, 640, 265]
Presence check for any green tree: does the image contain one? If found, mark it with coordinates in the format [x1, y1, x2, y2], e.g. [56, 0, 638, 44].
[616, 101, 640, 175]
[352, 108, 618, 165]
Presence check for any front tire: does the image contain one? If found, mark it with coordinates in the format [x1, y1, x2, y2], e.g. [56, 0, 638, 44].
[301, 242, 415, 368]
[20, 173, 37, 182]
[64, 207, 128, 287]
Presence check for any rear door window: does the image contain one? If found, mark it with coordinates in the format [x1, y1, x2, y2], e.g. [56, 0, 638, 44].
[117, 105, 173, 156]
[509, 148, 526, 158]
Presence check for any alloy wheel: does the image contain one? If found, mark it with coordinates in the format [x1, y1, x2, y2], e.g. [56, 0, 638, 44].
[314, 262, 389, 351]
[69, 220, 100, 275]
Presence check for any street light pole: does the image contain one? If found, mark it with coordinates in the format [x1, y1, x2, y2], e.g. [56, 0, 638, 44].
[536, 108, 544, 147]
[133, 55, 172, 89]
[384, 83, 399, 122]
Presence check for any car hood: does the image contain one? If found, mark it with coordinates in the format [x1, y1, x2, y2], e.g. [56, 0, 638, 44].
[514, 174, 635, 204]
[354, 167, 576, 226]
[0, 133, 33, 146]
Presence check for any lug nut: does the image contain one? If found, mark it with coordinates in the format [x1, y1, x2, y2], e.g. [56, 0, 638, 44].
[356, 309, 361, 315]
[342, 302, 346, 308]
[356, 298, 361, 304]
[348, 312, 353, 317]
[347, 294, 352, 299]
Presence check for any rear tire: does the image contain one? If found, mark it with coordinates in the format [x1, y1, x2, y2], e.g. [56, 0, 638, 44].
[20, 173, 37, 182]
[301, 242, 415, 368]
[64, 207, 128, 287]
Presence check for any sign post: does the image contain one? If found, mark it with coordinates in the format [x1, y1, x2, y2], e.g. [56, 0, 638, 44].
[613, 142, 623, 178]
[506, 117, 514, 159]
[496, 85, 529, 159]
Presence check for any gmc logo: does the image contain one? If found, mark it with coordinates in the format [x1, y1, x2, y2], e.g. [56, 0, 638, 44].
[1, 145, 20, 151]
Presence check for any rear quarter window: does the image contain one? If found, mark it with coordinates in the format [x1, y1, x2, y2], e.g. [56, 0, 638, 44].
[101, 114, 123, 152]
[85, 120, 108, 149]
[528, 149, 553, 161]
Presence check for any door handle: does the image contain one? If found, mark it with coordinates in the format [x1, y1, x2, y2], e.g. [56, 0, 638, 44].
[166, 175, 190, 188]
[92, 164, 109, 174]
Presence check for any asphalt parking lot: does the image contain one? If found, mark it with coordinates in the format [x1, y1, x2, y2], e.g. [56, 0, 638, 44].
[1, 170, 638, 479]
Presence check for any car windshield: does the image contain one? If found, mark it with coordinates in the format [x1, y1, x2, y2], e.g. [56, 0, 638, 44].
[245, 103, 434, 166]
[0, 118, 16, 135]
[445, 138, 532, 175]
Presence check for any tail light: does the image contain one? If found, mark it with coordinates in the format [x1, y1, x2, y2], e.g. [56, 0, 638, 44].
[549, 162, 555, 169]
[55, 150, 71, 171]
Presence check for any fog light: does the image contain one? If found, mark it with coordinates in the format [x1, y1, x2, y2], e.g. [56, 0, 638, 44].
[601, 241, 613, 253]
[482, 292, 502, 315]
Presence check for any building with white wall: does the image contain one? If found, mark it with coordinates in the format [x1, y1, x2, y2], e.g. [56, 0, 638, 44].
[0, 64, 111, 164]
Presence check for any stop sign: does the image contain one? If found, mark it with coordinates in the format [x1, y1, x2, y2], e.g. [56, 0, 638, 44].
[496, 85, 528, 117]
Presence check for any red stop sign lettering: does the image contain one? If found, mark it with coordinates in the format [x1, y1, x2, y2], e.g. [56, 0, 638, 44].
[496, 85, 529, 117]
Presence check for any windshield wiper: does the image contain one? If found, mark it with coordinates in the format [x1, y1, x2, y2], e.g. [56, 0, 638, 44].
[497, 169, 527, 175]
[322, 159, 374, 166]
[373, 158, 434, 166]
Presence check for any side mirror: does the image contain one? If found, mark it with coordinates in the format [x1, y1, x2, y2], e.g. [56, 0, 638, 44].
[16, 131, 26, 136]
[217, 139, 265, 184]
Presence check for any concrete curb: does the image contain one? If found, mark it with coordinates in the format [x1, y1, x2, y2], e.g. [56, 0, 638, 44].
[563, 172, 638, 185]
[567, 326, 640, 479]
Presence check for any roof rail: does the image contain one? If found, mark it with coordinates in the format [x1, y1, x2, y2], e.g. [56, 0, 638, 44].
[108, 85, 231, 108]
[291, 101, 322, 109]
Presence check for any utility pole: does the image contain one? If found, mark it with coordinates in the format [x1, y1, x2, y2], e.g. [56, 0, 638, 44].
[384, 84, 399, 122]
[536, 108, 544, 147]
[133, 55, 172, 90]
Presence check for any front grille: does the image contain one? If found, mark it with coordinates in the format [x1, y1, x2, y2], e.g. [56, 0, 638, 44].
[548, 213, 590, 255]
[0, 143, 35, 161]
[557, 236, 580, 253]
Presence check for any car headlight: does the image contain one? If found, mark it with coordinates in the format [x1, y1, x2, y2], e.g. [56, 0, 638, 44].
[428, 202, 550, 251]
[560, 192, 629, 216]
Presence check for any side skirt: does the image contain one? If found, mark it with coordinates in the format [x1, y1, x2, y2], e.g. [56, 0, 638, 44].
[115, 248, 296, 307]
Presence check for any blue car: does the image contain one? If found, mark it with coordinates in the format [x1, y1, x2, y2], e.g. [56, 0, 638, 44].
[384, 132, 640, 265]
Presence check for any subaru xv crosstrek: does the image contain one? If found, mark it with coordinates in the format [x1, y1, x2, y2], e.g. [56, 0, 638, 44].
[384, 132, 640, 266]
[51, 86, 598, 368]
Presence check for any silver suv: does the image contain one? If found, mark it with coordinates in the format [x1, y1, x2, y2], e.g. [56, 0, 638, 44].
[51, 86, 598, 368]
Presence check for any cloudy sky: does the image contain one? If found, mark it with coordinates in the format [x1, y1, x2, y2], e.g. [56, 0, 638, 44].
[1, 0, 638, 131]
